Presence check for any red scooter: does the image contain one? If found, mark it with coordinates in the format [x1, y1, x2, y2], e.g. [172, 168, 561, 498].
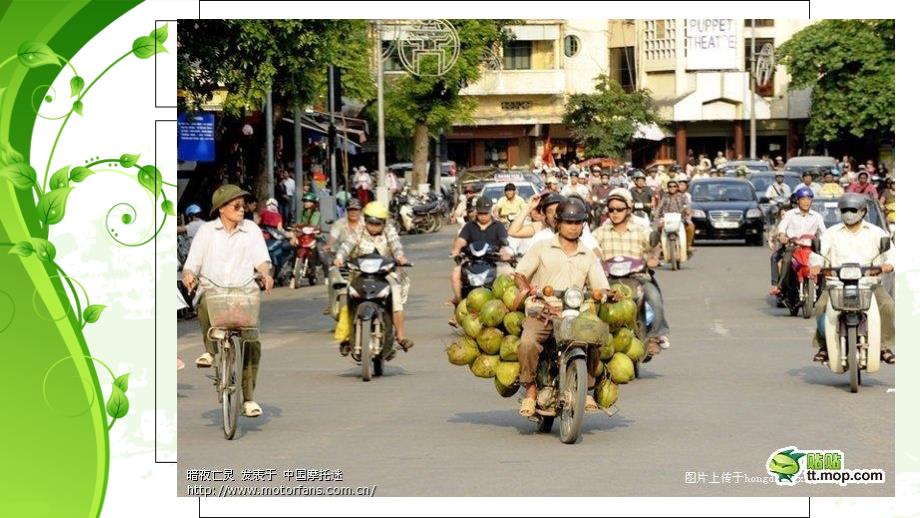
[290, 226, 320, 289]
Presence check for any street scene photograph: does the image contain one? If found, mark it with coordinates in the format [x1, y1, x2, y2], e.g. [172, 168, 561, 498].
[174, 17, 895, 497]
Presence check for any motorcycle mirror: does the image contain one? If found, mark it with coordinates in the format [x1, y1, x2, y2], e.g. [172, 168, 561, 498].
[879, 236, 891, 253]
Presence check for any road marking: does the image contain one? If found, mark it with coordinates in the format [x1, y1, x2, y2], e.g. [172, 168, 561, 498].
[712, 319, 728, 337]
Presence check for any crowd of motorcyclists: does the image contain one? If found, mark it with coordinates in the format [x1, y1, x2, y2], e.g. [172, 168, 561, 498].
[178, 151, 895, 423]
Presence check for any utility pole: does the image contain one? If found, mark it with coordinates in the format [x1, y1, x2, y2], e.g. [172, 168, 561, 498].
[293, 104, 303, 221]
[375, 20, 389, 206]
[749, 21, 757, 160]
[265, 90, 274, 197]
[328, 65, 338, 196]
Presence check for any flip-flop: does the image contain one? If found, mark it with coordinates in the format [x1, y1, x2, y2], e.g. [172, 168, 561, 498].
[519, 397, 536, 417]
[195, 352, 213, 368]
[585, 394, 599, 412]
[242, 401, 262, 418]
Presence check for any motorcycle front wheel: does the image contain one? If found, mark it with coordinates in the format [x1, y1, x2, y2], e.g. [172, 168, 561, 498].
[292, 257, 304, 289]
[848, 326, 860, 393]
[802, 278, 815, 319]
[559, 357, 587, 444]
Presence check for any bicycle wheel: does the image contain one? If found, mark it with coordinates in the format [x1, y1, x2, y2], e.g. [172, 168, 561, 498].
[221, 337, 244, 440]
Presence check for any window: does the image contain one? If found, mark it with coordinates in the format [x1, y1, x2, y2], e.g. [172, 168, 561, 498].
[610, 47, 636, 92]
[503, 41, 532, 70]
[745, 38, 775, 96]
[655, 20, 666, 39]
[744, 19, 775, 27]
[563, 35, 580, 57]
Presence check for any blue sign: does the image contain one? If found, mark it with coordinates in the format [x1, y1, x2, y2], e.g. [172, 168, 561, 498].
[178, 112, 215, 162]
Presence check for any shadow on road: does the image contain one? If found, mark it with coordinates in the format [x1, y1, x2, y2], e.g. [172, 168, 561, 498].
[448, 409, 633, 436]
[200, 404, 284, 439]
[785, 365, 892, 392]
[177, 383, 195, 399]
[336, 365, 410, 379]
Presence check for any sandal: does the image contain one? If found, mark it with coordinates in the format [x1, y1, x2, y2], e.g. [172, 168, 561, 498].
[397, 338, 414, 352]
[881, 349, 895, 365]
[813, 347, 828, 363]
[195, 352, 213, 368]
[242, 401, 262, 418]
[519, 397, 536, 417]
[585, 394, 599, 412]
[643, 338, 660, 363]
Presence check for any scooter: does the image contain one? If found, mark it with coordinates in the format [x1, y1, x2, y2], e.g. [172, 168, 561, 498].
[290, 226, 320, 289]
[660, 212, 688, 270]
[779, 234, 820, 318]
[455, 241, 515, 297]
[341, 253, 413, 382]
[817, 237, 891, 393]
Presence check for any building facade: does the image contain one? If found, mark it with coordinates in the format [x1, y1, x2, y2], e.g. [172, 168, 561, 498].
[452, 19, 817, 169]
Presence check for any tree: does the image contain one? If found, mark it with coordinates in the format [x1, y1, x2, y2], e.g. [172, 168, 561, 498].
[373, 20, 516, 188]
[562, 75, 662, 160]
[177, 20, 374, 197]
[777, 19, 894, 146]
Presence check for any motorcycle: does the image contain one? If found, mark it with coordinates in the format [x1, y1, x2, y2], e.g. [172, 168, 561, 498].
[816, 237, 891, 393]
[342, 253, 412, 382]
[660, 212, 687, 270]
[632, 200, 652, 220]
[455, 241, 515, 297]
[527, 287, 611, 444]
[262, 226, 295, 286]
[778, 234, 820, 318]
[393, 190, 442, 234]
[290, 226, 320, 289]
[604, 255, 656, 377]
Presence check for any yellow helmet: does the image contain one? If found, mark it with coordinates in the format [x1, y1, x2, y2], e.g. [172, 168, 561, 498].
[362, 201, 389, 221]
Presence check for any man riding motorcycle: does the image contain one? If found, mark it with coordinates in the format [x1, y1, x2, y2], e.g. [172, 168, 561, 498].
[593, 188, 671, 353]
[770, 187, 826, 297]
[655, 179, 694, 255]
[809, 193, 895, 365]
[450, 196, 513, 305]
[494, 183, 528, 225]
[766, 172, 792, 203]
[333, 201, 413, 352]
[323, 198, 364, 316]
[513, 197, 610, 418]
[629, 172, 655, 218]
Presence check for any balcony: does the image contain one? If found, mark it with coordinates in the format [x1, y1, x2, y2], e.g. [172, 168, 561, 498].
[462, 69, 565, 96]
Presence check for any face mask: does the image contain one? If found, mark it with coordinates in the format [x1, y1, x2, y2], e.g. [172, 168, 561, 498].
[842, 210, 864, 226]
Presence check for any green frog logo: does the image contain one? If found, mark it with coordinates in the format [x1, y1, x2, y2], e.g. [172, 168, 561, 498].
[767, 447, 806, 484]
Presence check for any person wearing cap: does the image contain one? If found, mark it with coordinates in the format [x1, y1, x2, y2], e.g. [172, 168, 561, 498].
[449, 196, 513, 305]
[334, 201, 413, 352]
[493, 183, 528, 225]
[323, 198, 365, 317]
[818, 171, 844, 198]
[655, 179, 694, 255]
[513, 197, 610, 417]
[296, 192, 322, 227]
[593, 188, 671, 355]
[735, 164, 750, 179]
[793, 170, 822, 193]
[545, 175, 561, 193]
[182, 185, 273, 418]
[770, 186, 825, 296]
[765, 172, 791, 203]
[847, 171, 879, 199]
[178, 204, 205, 239]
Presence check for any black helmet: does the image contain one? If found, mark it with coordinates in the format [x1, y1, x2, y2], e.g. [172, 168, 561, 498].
[475, 196, 494, 213]
[539, 192, 565, 212]
[839, 193, 868, 212]
[556, 197, 589, 223]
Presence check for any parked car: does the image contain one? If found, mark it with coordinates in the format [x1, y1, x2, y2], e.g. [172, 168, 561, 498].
[689, 178, 766, 246]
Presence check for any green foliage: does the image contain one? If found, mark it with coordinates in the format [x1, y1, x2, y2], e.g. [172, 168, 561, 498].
[777, 19, 894, 144]
[178, 20, 374, 114]
[562, 75, 662, 160]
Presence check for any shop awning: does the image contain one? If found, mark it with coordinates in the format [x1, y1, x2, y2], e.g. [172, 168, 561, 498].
[283, 111, 367, 155]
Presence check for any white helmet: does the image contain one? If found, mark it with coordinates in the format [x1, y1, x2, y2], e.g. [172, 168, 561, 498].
[606, 187, 633, 208]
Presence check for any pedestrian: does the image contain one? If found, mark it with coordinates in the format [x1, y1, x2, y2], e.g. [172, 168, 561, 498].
[282, 169, 296, 223]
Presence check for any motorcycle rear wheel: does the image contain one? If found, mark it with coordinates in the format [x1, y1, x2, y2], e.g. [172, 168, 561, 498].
[360, 319, 373, 382]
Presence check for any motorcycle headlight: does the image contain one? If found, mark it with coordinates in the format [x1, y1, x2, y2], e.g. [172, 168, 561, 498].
[359, 258, 383, 274]
[692, 209, 706, 219]
[839, 267, 862, 281]
[745, 208, 763, 218]
[468, 271, 489, 286]
[563, 288, 584, 309]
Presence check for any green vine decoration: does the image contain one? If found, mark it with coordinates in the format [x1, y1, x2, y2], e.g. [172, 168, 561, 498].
[0, 23, 170, 433]
[42, 355, 130, 430]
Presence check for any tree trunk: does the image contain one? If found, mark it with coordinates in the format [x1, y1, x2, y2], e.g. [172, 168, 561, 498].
[412, 121, 429, 190]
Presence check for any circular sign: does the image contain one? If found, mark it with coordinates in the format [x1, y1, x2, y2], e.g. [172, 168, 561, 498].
[397, 19, 460, 77]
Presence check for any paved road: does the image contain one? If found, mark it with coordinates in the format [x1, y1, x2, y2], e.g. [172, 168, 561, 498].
[177, 227, 894, 497]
